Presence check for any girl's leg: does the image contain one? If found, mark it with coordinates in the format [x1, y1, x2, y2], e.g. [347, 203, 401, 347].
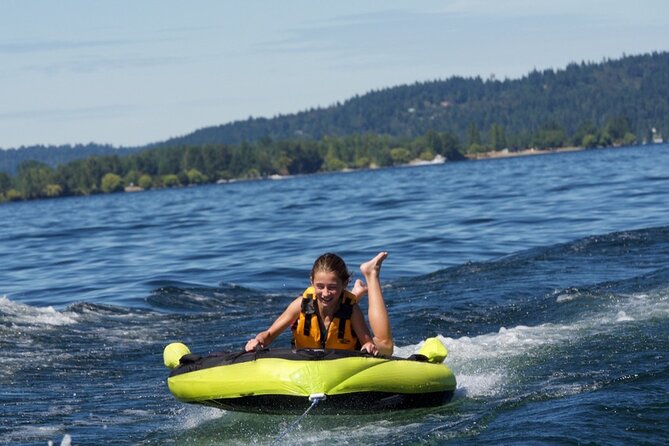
[360, 252, 393, 355]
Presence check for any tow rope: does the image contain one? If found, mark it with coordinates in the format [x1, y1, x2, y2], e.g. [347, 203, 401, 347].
[270, 393, 326, 445]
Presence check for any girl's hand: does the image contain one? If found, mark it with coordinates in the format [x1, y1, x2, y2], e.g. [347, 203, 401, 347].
[360, 341, 378, 356]
[245, 337, 263, 352]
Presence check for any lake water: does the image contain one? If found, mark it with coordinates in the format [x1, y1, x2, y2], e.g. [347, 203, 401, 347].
[1, 145, 668, 445]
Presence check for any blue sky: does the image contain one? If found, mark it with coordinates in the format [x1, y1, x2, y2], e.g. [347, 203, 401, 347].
[1, 0, 667, 149]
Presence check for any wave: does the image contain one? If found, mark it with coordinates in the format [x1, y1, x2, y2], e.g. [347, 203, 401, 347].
[144, 281, 274, 313]
[442, 279, 667, 393]
[4, 225, 667, 338]
[392, 225, 669, 323]
[0, 295, 79, 329]
[383, 226, 669, 409]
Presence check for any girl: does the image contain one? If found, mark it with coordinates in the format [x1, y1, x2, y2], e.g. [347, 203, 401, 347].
[245, 252, 394, 356]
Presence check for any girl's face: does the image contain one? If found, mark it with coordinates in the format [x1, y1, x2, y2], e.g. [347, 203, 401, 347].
[311, 270, 344, 310]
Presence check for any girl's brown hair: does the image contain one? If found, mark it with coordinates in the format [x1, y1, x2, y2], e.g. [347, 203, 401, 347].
[310, 253, 351, 285]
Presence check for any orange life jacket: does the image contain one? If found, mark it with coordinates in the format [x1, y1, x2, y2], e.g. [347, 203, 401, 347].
[291, 287, 360, 350]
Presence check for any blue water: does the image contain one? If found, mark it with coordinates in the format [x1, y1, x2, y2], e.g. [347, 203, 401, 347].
[1, 145, 668, 445]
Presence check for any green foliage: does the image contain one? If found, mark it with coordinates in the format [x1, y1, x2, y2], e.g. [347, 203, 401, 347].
[4, 189, 22, 201]
[419, 150, 435, 161]
[57, 156, 121, 195]
[466, 143, 490, 154]
[124, 170, 141, 186]
[419, 130, 464, 160]
[177, 171, 189, 185]
[0, 172, 11, 194]
[162, 174, 181, 187]
[603, 116, 631, 143]
[101, 173, 124, 193]
[623, 132, 637, 146]
[572, 121, 599, 146]
[323, 155, 347, 172]
[283, 143, 323, 174]
[43, 184, 63, 197]
[582, 134, 599, 148]
[354, 156, 370, 168]
[390, 147, 412, 165]
[242, 168, 260, 179]
[0, 144, 140, 176]
[138, 174, 153, 189]
[467, 123, 481, 147]
[16, 161, 57, 199]
[533, 128, 567, 149]
[186, 168, 207, 184]
[489, 123, 507, 150]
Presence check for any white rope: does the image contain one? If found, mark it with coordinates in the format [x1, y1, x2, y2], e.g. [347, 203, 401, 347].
[270, 393, 326, 445]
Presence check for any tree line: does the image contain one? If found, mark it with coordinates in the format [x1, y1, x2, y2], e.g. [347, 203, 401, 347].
[0, 131, 465, 202]
[2, 51, 668, 203]
[1, 111, 656, 203]
[0, 144, 142, 176]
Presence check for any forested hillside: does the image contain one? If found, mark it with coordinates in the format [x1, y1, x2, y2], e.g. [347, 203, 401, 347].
[157, 51, 669, 150]
[2, 51, 669, 203]
[0, 144, 143, 175]
[3, 51, 668, 175]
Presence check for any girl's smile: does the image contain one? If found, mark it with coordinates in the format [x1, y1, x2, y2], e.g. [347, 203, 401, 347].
[312, 271, 344, 308]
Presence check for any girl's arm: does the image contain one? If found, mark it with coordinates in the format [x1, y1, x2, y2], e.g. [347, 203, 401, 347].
[350, 305, 378, 355]
[245, 296, 302, 352]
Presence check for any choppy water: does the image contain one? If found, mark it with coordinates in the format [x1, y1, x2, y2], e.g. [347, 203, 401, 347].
[1, 145, 668, 445]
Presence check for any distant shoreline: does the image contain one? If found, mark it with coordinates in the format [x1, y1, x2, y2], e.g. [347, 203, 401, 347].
[1, 143, 663, 205]
[465, 146, 585, 160]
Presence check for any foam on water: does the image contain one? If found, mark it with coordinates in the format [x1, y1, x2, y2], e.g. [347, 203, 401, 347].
[258, 418, 427, 446]
[5, 426, 62, 445]
[43, 434, 73, 446]
[308, 419, 423, 445]
[86, 318, 166, 347]
[0, 295, 79, 328]
[178, 405, 225, 430]
[422, 285, 669, 399]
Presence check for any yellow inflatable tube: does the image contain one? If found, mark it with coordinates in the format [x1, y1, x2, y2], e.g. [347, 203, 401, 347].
[164, 338, 456, 414]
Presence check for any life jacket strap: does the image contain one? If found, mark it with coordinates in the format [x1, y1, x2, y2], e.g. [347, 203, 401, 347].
[301, 293, 316, 336]
[335, 296, 354, 340]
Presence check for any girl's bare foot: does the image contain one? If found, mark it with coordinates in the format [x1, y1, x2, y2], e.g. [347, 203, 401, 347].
[360, 251, 388, 277]
[351, 279, 368, 299]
